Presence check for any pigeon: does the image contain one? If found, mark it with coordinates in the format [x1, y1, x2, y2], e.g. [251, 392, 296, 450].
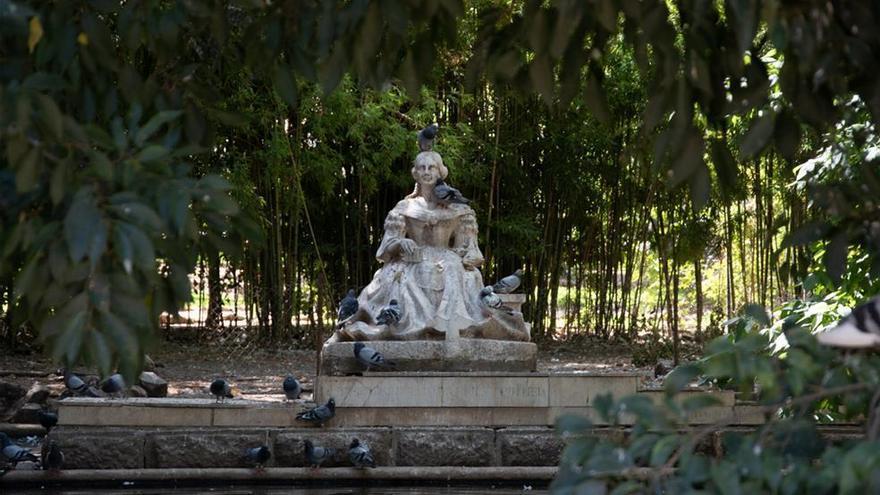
[100, 373, 125, 396]
[283, 375, 301, 401]
[64, 371, 87, 395]
[245, 445, 271, 469]
[296, 398, 335, 425]
[376, 299, 402, 326]
[492, 269, 524, 294]
[0, 433, 38, 467]
[479, 286, 513, 314]
[348, 438, 376, 469]
[304, 439, 336, 469]
[336, 289, 359, 328]
[38, 410, 58, 432]
[418, 124, 439, 152]
[41, 441, 64, 471]
[433, 178, 470, 205]
[354, 342, 396, 371]
[817, 296, 880, 348]
[210, 378, 234, 402]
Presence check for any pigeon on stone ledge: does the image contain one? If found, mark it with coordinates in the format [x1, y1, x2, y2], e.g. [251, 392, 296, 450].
[304, 439, 336, 469]
[38, 410, 58, 432]
[336, 289, 359, 328]
[296, 398, 335, 426]
[376, 299, 402, 326]
[245, 445, 271, 469]
[41, 440, 63, 471]
[100, 373, 125, 396]
[479, 286, 513, 314]
[492, 269, 524, 294]
[283, 375, 301, 401]
[0, 433, 38, 467]
[354, 342, 396, 371]
[210, 379, 234, 402]
[817, 295, 880, 348]
[348, 438, 376, 469]
[433, 178, 470, 205]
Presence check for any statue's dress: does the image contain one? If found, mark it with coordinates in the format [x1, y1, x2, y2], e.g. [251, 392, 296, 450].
[334, 196, 529, 341]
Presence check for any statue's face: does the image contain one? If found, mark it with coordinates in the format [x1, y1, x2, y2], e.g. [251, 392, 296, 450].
[413, 159, 441, 186]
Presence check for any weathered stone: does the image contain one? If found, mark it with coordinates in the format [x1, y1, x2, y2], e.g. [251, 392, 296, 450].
[25, 383, 51, 405]
[498, 428, 564, 466]
[59, 398, 213, 427]
[395, 428, 495, 466]
[151, 432, 269, 468]
[275, 428, 392, 467]
[0, 380, 26, 401]
[442, 376, 548, 407]
[129, 385, 148, 398]
[11, 403, 41, 424]
[138, 372, 168, 397]
[328, 406, 549, 427]
[52, 428, 145, 469]
[319, 340, 537, 375]
[144, 354, 157, 372]
[548, 374, 643, 407]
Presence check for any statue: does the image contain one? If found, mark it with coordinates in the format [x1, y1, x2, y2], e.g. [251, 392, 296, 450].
[329, 129, 530, 343]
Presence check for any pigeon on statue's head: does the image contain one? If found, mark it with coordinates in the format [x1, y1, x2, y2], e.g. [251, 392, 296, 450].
[418, 124, 439, 152]
[817, 295, 880, 348]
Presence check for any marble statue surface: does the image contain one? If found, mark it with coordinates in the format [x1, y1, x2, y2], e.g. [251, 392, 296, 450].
[329, 148, 530, 343]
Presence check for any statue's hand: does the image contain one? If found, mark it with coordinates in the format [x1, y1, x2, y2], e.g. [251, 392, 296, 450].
[397, 239, 418, 256]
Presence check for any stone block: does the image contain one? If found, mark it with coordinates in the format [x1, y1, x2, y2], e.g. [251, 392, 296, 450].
[395, 428, 495, 466]
[320, 340, 537, 375]
[151, 431, 269, 468]
[275, 428, 393, 467]
[441, 376, 548, 407]
[498, 428, 564, 466]
[214, 403, 309, 427]
[639, 388, 736, 407]
[329, 406, 549, 427]
[138, 372, 168, 398]
[59, 403, 213, 427]
[318, 376, 444, 407]
[548, 375, 642, 407]
[52, 428, 145, 469]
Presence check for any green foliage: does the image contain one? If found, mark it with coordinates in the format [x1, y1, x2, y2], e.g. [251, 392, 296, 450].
[552, 305, 880, 494]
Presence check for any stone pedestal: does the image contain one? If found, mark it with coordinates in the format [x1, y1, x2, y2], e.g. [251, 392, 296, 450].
[498, 293, 526, 313]
[319, 340, 538, 375]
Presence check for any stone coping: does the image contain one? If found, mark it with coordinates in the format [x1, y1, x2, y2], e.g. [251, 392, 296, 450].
[58, 397, 309, 408]
[359, 370, 651, 377]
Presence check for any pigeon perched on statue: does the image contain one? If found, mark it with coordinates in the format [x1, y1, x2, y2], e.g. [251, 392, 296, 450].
[283, 375, 301, 401]
[64, 371, 103, 398]
[418, 124, 439, 152]
[0, 433, 38, 467]
[38, 410, 58, 432]
[100, 373, 125, 396]
[817, 295, 880, 348]
[41, 441, 64, 471]
[210, 378, 234, 402]
[244, 445, 271, 469]
[433, 178, 470, 205]
[348, 438, 376, 469]
[376, 299, 402, 326]
[493, 269, 524, 294]
[479, 286, 514, 314]
[304, 439, 336, 469]
[354, 342, 396, 371]
[336, 289, 359, 328]
[296, 398, 335, 426]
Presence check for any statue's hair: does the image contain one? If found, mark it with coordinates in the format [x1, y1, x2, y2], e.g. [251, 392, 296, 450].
[406, 151, 448, 198]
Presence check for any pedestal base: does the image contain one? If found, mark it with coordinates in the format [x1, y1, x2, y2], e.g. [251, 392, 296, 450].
[319, 340, 538, 375]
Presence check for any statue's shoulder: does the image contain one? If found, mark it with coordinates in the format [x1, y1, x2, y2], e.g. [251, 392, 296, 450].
[446, 202, 476, 217]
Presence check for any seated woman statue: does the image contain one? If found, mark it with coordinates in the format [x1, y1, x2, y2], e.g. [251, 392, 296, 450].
[330, 149, 530, 342]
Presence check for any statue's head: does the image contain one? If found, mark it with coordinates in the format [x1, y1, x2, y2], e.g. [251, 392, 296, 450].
[411, 151, 448, 186]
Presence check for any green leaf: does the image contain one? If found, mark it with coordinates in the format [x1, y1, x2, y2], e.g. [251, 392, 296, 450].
[710, 140, 739, 201]
[65, 192, 102, 262]
[681, 393, 722, 412]
[584, 73, 611, 124]
[555, 414, 593, 435]
[134, 110, 182, 146]
[529, 55, 554, 105]
[649, 435, 678, 466]
[22, 72, 66, 91]
[36, 94, 63, 140]
[49, 159, 68, 205]
[15, 146, 41, 193]
[273, 64, 299, 107]
[89, 330, 113, 376]
[136, 144, 169, 163]
[52, 310, 87, 366]
[113, 223, 134, 274]
[110, 201, 164, 230]
[89, 150, 114, 180]
[781, 221, 829, 249]
[668, 132, 703, 188]
[774, 109, 801, 162]
[824, 230, 849, 284]
[742, 303, 770, 326]
[740, 113, 775, 158]
[117, 222, 155, 270]
[664, 363, 701, 396]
